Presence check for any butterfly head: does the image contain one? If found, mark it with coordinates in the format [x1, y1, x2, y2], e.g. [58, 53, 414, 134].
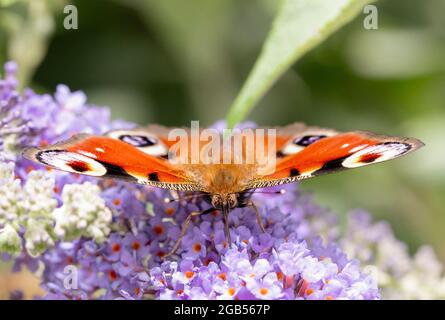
[211, 193, 238, 211]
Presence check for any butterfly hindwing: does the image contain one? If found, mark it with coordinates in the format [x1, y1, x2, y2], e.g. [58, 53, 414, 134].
[270, 122, 338, 159]
[105, 125, 175, 158]
[23, 133, 202, 191]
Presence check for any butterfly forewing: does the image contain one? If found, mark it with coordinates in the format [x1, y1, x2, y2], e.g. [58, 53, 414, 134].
[24, 133, 202, 191]
[245, 130, 424, 189]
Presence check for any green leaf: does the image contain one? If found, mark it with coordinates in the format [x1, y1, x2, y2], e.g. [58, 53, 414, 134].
[226, 0, 376, 128]
[0, 0, 19, 7]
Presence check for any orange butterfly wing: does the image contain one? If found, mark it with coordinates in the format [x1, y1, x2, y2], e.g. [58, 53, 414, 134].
[246, 126, 424, 189]
[24, 133, 202, 191]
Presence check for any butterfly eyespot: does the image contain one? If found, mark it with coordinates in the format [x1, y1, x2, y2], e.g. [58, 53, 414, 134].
[107, 130, 168, 157]
[342, 142, 412, 168]
[293, 135, 327, 147]
[36, 150, 107, 176]
[119, 134, 157, 147]
[279, 134, 331, 157]
[68, 160, 90, 172]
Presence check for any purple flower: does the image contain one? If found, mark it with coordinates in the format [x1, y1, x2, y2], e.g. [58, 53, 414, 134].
[182, 227, 207, 260]
[245, 272, 283, 299]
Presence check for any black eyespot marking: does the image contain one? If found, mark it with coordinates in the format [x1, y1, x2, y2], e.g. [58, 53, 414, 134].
[293, 135, 327, 147]
[98, 161, 132, 179]
[276, 151, 286, 158]
[148, 172, 160, 181]
[316, 156, 349, 174]
[289, 168, 300, 177]
[119, 135, 157, 147]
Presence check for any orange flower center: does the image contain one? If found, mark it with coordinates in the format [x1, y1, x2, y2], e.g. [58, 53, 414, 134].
[39, 140, 48, 147]
[259, 288, 269, 296]
[113, 198, 121, 206]
[165, 207, 175, 215]
[306, 288, 314, 296]
[108, 270, 118, 281]
[185, 271, 195, 279]
[217, 273, 227, 281]
[112, 243, 121, 252]
[193, 243, 202, 253]
[131, 241, 141, 250]
[153, 225, 164, 235]
[325, 295, 334, 300]
[227, 288, 236, 296]
[156, 251, 166, 258]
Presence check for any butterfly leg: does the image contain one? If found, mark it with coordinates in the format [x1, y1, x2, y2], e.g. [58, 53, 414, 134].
[163, 207, 214, 259]
[222, 209, 232, 245]
[247, 201, 266, 233]
[237, 201, 266, 233]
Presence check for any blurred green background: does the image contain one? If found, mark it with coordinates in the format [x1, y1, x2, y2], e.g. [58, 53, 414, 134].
[0, 0, 444, 295]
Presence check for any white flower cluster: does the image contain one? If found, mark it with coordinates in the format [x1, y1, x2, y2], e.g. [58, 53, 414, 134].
[0, 161, 57, 256]
[54, 182, 112, 243]
[0, 160, 113, 257]
[341, 211, 445, 299]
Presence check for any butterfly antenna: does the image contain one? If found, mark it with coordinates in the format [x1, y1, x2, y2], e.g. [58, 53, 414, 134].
[251, 189, 286, 195]
[163, 193, 208, 203]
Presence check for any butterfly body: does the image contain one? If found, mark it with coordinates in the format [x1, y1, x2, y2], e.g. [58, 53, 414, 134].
[183, 164, 256, 194]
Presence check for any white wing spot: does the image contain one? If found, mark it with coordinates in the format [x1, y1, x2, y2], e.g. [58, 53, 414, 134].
[343, 143, 410, 168]
[78, 150, 97, 159]
[280, 144, 304, 156]
[349, 144, 368, 153]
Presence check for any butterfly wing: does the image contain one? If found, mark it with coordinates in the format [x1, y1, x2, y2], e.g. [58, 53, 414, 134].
[246, 123, 424, 189]
[104, 125, 178, 157]
[23, 132, 202, 191]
